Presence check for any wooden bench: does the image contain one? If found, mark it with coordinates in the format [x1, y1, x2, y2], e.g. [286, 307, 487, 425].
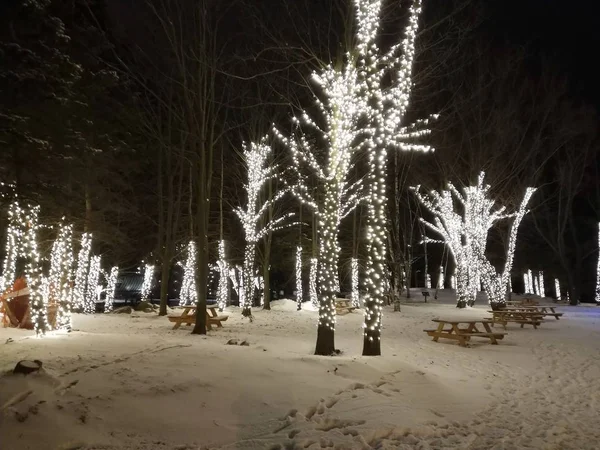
[424, 319, 507, 347]
[501, 305, 563, 321]
[487, 310, 544, 329]
[335, 298, 356, 315]
[168, 305, 228, 330]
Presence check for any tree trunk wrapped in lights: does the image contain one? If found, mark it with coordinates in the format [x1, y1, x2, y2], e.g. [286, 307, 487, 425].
[309, 257, 318, 308]
[180, 241, 197, 306]
[73, 233, 92, 311]
[105, 266, 118, 313]
[235, 138, 293, 318]
[351, 258, 359, 308]
[296, 246, 303, 310]
[276, 0, 432, 356]
[0, 202, 20, 295]
[47, 223, 74, 330]
[538, 271, 545, 297]
[85, 256, 101, 314]
[216, 240, 228, 312]
[555, 278, 561, 301]
[141, 264, 154, 302]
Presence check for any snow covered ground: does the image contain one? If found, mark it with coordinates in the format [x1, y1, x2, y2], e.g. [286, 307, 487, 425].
[1, 290, 599, 450]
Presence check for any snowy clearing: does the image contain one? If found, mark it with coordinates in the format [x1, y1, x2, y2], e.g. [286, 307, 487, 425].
[1, 291, 600, 450]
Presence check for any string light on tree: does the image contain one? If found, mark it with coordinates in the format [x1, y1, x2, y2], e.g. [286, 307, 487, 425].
[538, 271, 545, 298]
[105, 266, 118, 313]
[309, 257, 318, 308]
[84, 256, 101, 314]
[180, 241, 197, 306]
[47, 223, 74, 330]
[141, 264, 154, 302]
[296, 246, 303, 310]
[425, 273, 431, 289]
[533, 273, 540, 296]
[216, 240, 228, 311]
[235, 137, 293, 318]
[438, 266, 444, 290]
[524, 272, 531, 294]
[275, 0, 432, 356]
[554, 278, 561, 302]
[450, 274, 456, 290]
[0, 201, 21, 294]
[73, 233, 92, 311]
[351, 258, 359, 308]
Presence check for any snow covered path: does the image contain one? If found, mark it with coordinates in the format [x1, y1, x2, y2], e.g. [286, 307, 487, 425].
[1, 293, 599, 450]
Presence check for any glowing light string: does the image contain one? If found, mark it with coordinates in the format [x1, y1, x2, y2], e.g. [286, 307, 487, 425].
[180, 241, 197, 306]
[105, 266, 118, 313]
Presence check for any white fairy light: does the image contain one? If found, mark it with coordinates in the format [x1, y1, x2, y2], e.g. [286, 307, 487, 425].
[275, 0, 432, 356]
[105, 266, 118, 313]
[414, 174, 535, 308]
[73, 233, 92, 311]
[0, 202, 21, 295]
[538, 271, 545, 297]
[47, 223, 74, 330]
[450, 274, 456, 290]
[179, 241, 197, 306]
[309, 257, 318, 308]
[351, 258, 359, 308]
[524, 272, 531, 294]
[216, 240, 228, 311]
[84, 256, 101, 314]
[255, 275, 264, 306]
[235, 137, 293, 318]
[296, 246, 303, 310]
[533, 273, 540, 296]
[437, 266, 444, 290]
[425, 273, 431, 289]
[141, 264, 154, 302]
[554, 278, 561, 301]
[527, 269, 533, 294]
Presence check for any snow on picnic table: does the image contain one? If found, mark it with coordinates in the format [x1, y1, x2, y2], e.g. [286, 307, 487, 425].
[1, 291, 599, 450]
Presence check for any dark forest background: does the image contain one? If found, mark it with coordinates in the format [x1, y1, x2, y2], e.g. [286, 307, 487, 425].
[1, 0, 599, 303]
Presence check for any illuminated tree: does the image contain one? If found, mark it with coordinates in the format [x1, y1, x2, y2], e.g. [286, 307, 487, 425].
[413, 173, 510, 308]
[180, 241, 197, 306]
[141, 263, 154, 302]
[47, 223, 74, 330]
[296, 246, 303, 310]
[73, 233, 92, 311]
[235, 137, 293, 318]
[276, 0, 432, 356]
[85, 256, 101, 314]
[351, 258, 359, 308]
[0, 201, 21, 294]
[216, 240, 228, 312]
[105, 266, 119, 313]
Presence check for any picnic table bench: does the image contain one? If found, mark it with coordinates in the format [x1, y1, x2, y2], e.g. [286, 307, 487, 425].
[487, 310, 545, 329]
[503, 305, 563, 320]
[423, 319, 506, 347]
[335, 298, 356, 315]
[168, 305, 228, 330]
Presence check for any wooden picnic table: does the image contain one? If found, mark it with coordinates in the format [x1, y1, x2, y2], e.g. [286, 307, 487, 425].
[502, 305, 563, 320]
[423, 319, 506, 347]
[168, 304, 228, 330]
[335, 298, 356, 315]
[487, 309, 545, 329]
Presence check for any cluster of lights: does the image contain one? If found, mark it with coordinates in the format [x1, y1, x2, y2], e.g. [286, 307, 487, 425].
[538, 271, 545, 297]
[254, 275, 264, 306]
[47, 223, 74, 330]
[73, 233, 92, 311]
[309, 257, 318, 307]
[554, 278, 561, 301]
[0, 201, 21, 294]
[20, 204, 48, 335]
[105, 266, 119, 313]
[235, 138, 293, 317]
[438, 266, 444, 290]
[274, 0, 431, 355]
[524, 270, 533, 294]
[296, 246, 303, 310]
[414, 173, 535, 308]
[425, 273, 431, 289]
[84, 256, 101, 314]
[141, 264, 154, 301]
[450, 274, 456, 289]
[216, 240, 228, 311]
[179, 241, 197, 306]
[351, 258, 359, 308]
